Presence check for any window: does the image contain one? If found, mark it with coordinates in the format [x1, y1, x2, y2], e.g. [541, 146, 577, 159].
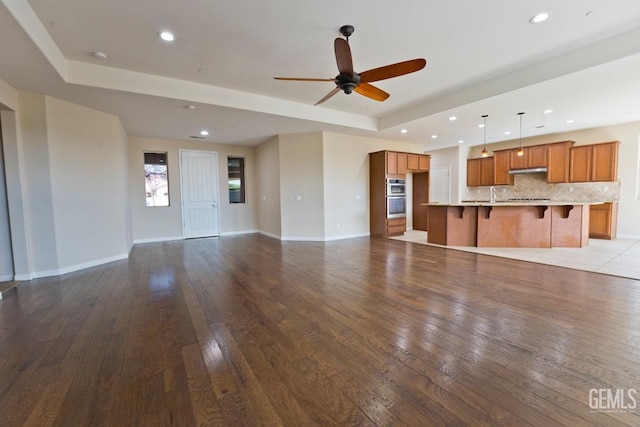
[144, 152, 169, 207]
[228, 157, 245, 203]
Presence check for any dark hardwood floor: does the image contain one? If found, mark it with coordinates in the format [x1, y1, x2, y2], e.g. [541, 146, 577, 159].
[1, 234, 640, 426]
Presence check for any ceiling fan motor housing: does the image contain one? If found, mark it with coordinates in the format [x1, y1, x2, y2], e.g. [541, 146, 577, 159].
[336, 73, 360, 94]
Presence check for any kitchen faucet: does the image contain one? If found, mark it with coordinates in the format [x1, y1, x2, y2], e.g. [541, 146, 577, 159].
[490, 186, 496, 204]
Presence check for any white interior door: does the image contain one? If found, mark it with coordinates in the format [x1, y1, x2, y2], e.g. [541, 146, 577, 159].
[180, 150, 220, 239]
[430, 166, 451, 204]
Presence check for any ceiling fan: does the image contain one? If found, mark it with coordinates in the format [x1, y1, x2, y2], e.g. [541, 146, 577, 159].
[274, 25, 426, 106]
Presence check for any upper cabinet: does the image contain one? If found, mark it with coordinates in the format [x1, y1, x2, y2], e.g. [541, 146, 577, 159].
[546, 141, 573, 183]
[407, 153, 430, 172]
[493, 151, 513, 185]
[382, 151, 430, 178]
[467, 157, 494, 187]
[508, 145, 548, 170]
[569, 141, 619, 182]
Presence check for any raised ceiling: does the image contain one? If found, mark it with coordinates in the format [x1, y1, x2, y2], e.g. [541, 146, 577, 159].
[2, 0, 640, 149]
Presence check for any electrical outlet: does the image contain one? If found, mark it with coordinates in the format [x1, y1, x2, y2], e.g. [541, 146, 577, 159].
[295, 195, 302, 201]
[603, 184, 609, 192]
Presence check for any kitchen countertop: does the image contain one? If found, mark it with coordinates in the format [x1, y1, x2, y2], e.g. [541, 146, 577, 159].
[422, 201, 610, 207]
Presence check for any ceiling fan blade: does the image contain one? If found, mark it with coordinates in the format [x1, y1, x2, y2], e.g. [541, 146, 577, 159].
[334, 38, 353, 76]
[274, 77, 336, 82]
[354, 82, 390, 102]
[314, 87, 341, 106]
[359, 58, 426, 83]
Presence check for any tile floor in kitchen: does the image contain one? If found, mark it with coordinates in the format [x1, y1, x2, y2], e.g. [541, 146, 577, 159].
[390, 230, 640, 281]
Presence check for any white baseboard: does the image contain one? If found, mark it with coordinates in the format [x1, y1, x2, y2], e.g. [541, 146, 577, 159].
[133, 236, 183, 244]
[258, 230, 282, 240]
[30, 252, 130, 279]
[323, 232, 370, 241]
[0, 274, 14, 282]
[616, 233, 640, 240]
[14, 273, 33, 281]
[220, 229, 259, 237]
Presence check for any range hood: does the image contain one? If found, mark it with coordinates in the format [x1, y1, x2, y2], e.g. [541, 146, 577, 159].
[508, 167, 548, 175]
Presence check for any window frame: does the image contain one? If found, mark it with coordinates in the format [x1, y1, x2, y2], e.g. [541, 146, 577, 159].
[227, 156, 246, 204]
[144, 151, 170, 207]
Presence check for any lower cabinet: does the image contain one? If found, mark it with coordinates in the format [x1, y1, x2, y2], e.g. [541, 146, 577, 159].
[386, 218, 406, 236]
[589, 202, 618, 239]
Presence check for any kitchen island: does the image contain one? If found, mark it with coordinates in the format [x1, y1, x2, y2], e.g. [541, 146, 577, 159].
[425, 201, 594, 248]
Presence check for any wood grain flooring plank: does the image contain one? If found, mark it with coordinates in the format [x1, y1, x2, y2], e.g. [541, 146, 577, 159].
[2, 235, 640, 425]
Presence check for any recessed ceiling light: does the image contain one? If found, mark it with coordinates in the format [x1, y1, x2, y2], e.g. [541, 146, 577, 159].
[184, 105, 196, 110]
[504, 131, 511, 135]
[448, 116, 457, 121]
[400, 129, 408, 134]
[586, 10, 595, 17]
[566, 119, 574, 124]
[478, 124, 485, 128]
[159, 31, 175, 42]
[543, 109, 553, 114]
[92, 51, 107, 60]
[529, 12, 549, 24]
[431, 134, 438, 139]
[200, 130, 209, 136]
[458, 140, 464, 144]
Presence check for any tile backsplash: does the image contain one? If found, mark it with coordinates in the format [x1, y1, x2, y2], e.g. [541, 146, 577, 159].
[464, 174, 621, 202]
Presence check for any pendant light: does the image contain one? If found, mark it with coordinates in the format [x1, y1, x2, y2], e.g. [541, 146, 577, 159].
[481, 114, 489, 157]
[516, 112, 525, 156]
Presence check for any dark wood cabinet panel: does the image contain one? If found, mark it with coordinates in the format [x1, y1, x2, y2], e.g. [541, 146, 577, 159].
[386, 151, 398, 175]
[590, 202, 618, 239]
[418, 155, 430, 171]
[397, 153, 407, 175]
[467, 157, 494, 187]
[570, 141, 619, 183]
[493, 151, 512, 185]
[547, 141, 573, 183]
[386, 218, 406, 236]
[412, 172, 429, 231]
[509, 149, 527, 170]
[407, 154, 419, 170]
[591, 141, 619, 182]
[527, 145, 548, 167]
[569, 145, 592, 182]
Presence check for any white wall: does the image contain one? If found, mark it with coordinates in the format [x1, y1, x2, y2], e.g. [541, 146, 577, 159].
[466, 121, 640, 238]
[0, 108, 31, 279]
[256, 136, 281, 238]
[45, 96, 130, 270]
[129, 136, 258, 242]
[0, 119, 13, 281]
[18, 92, 59, 273]
[322, 132, 422, 239]
[279, 133, 325, 240]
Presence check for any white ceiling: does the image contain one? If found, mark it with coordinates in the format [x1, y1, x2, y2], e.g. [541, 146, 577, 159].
[2, 0, 640, 150]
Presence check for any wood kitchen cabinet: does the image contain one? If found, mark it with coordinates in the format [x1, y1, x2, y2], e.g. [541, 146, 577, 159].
[370, 150, 431, 237]
[493, 150, 513, 185]
[570, 141, 619, 182]
[467, 157, 494, 187]
[397, 152, 407, 174]
[590, 202, 618, 239]
[527, 145, 548, 167]
[509, 145, 548, 170]
[547, 141, 573, 183]
[592, 141, 619, 181]
[407, 154, 430, 172]
[386, 218, 407, 236]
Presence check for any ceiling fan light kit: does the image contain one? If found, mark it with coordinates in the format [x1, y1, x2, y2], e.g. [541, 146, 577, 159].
[274, 25, 426, 105]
